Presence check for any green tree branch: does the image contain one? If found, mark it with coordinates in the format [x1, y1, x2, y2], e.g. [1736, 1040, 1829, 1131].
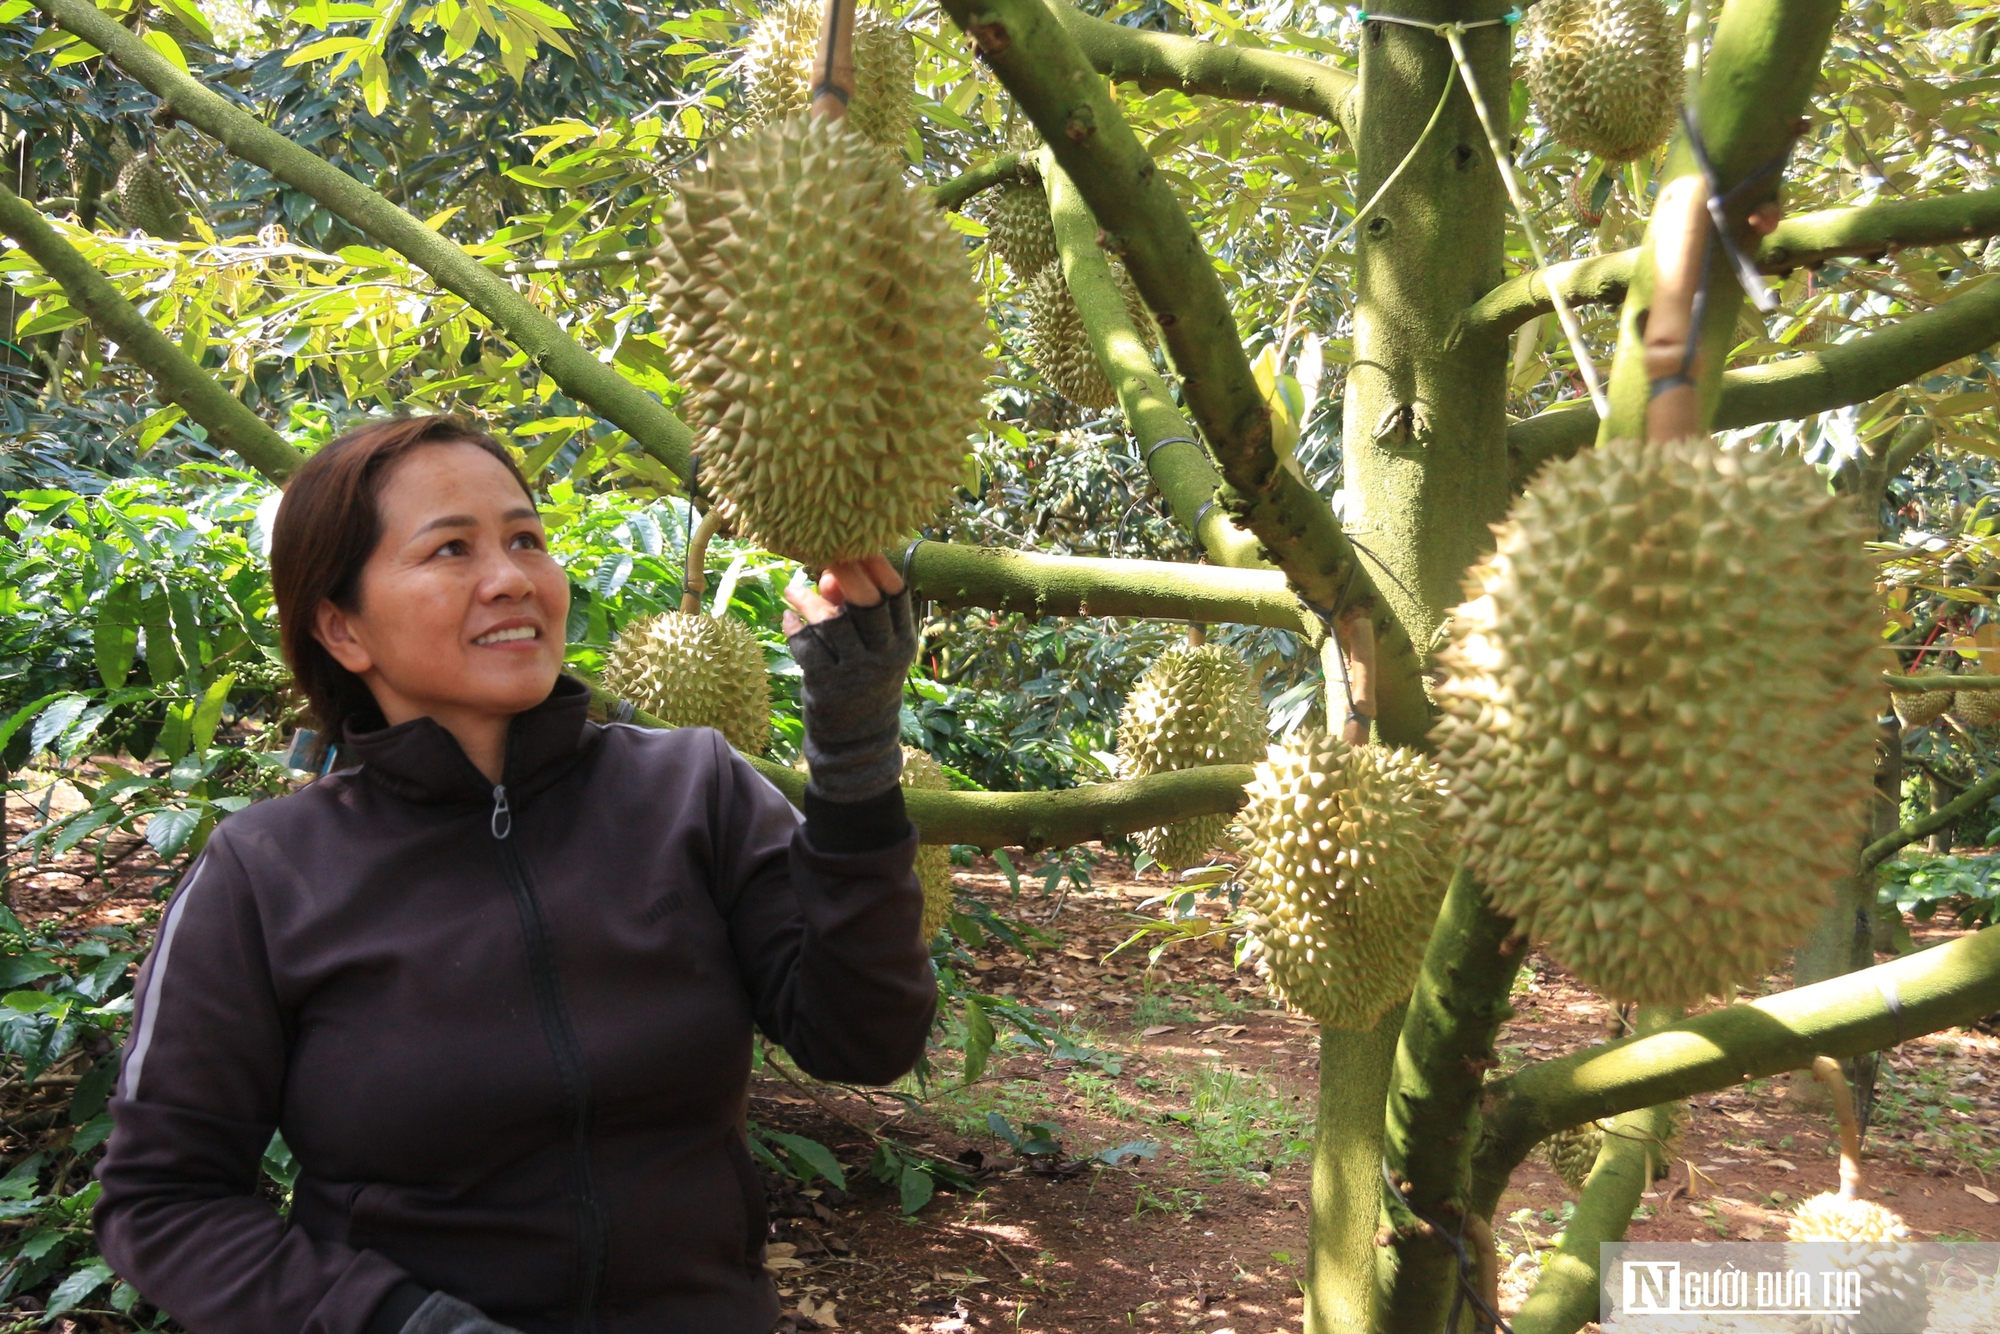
[0, 183, 304, 481]
[39, 0, 695, 480]
[938, 0, 1430, 744]
[930, 153, 1025, 211]
[1510, 270, 2000, 480]
[1861, 763, 2000, 871]
[1471, 925, 2000, 1210]
[1050, 5, 1354, 128]
[1462, 187, 2000, 340]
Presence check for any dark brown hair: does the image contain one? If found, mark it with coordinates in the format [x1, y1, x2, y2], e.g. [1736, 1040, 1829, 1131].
[271, 414, 534, 756]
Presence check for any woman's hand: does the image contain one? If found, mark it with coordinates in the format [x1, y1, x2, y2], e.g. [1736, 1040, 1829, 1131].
[782, 553, 906, 634]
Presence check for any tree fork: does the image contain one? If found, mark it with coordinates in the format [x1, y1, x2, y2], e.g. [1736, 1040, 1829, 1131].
[0, 183, 304, 482]
[936, 0, 1430, 745]
[39, 0, 696, 481]
[1471, 923, 2000, 1205]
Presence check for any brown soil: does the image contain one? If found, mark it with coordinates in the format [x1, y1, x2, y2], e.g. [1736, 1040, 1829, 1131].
[6, 779, 1998, 1334]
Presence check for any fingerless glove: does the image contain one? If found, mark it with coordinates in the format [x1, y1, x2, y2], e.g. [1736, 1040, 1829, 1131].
[401, 1292, 525, 1334]
[786, 587, 918, 803]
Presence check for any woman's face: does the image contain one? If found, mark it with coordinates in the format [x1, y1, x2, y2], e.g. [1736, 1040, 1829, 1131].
[312, 442, 569, 733]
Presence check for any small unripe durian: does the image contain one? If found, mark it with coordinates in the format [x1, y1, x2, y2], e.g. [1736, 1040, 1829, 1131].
[1240, 733, 1454, 1029]
[980, 179, 1059, 284]
[115, 152, 185, 239]
[1892, 685, 1954, 728]
[1433, 436, 1878, 1006]
[740, 0, 915, 152]
[1024, 258, 1155, 410]
[1955, 686, 2000, 726]
[1523, 0, 1683, 163]
[604, 611, 772, 755]
[650, 113, 989, 566]
[1118, 644, 1267, 870]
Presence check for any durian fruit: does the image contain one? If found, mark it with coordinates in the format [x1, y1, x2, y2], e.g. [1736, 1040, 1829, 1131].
[1118, 644, 1268, 870]
[1892, 682, 1954, 728]
[1787, 1057, 1931, 1334]
[899, 746, 956, 939]
[649, 113, 988, 566]
[1239, 733, 1454, 1029]
[1921, 0, 1957, 27]
[979, 178, 1059, 284]
[114, 152, 185, 239]
[603, 611, 772, 755]
[739, 0, 915, 152]
[1540, 1118, 1610, 1193]
[1024, 258, 1156, 410]
[1522, 0, 1683, 164]
[1955, 686, 2000, 726]
[1432, 436, 1879, 1005]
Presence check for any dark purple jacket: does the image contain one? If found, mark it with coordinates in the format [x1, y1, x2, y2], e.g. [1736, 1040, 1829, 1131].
[95, 676, 934, 1334]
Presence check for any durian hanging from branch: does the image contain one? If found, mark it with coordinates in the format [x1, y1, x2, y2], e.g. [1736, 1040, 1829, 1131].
[1522, 0, 1683, 164]
[740, 0, 916, 152]
[1116, 642, 1267, 870]
[651, 0, 989, 568]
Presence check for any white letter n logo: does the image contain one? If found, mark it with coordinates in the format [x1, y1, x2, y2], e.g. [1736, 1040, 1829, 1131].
[1625, 1261, 1682, 1313]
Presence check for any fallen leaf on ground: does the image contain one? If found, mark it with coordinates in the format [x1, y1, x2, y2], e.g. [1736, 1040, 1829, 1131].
[1142, 1026, 1177, 1037]
[1966, 1185, 1999, 1205]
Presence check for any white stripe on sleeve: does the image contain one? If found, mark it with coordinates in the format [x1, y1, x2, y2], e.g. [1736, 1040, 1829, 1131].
[120, 855, 208, 1101]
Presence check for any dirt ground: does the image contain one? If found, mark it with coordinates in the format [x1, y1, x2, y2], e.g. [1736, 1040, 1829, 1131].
[6, 773, 1999, 1334]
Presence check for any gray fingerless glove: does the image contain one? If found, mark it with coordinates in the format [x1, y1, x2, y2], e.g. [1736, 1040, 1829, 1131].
[788, 586, 918, 802]
[401, 1293, 524, 1334]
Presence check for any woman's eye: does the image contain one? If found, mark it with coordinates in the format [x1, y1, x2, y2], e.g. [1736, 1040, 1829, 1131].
[510, 531, 544, 551]
[435, 539, 468, 557]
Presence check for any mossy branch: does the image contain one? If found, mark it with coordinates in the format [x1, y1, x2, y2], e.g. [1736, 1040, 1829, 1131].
[1040, 155, 1263, 569]
[1049, 5, 1353, 128]
[937, 0, 1429, 744]
[1471, 924, 2000, 1206]
[0, 183, 304, 482]
[1376, 867, 1528, 1333]
[1884, 672, 2000, 691]
[1860, 763, 2000, 870]
[1510, 269, 2000, 479]
[38, 0, 694, 481]
[902, 539, 1311, 632]
[929, 153, 1024, 211]
[1463, 187, 2000, 340]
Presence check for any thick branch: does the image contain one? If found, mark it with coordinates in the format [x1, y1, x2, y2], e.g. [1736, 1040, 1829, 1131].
[1041, 154, 1263, 569]
[40, 0, 694, 481]
[1471, 925, 2000, 1206]
[1884, 673, 2000, 691]
[940, 0, 1430, 743]
[1510, 270, 2000, 478]
[1464, 188, 2000, 340]
[1049, 6, 1353, 127]
[929, 153, 1023, 212]
[904, 539, 1311, 632]
[0, 184, 303, 482]
[1861, 763, 2000, 870]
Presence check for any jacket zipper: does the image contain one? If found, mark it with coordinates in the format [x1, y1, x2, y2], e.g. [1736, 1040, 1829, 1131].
[492, 784, 608, 1333]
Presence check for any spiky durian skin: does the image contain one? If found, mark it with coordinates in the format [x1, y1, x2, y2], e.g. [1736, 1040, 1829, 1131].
[900, 746, 956, 939]
[1118, 644, 1268, 871]
[649, 114, 988, 566]
[1240, 734, 1454, 1029]
[1893, 687, 1954, 728]
[604, 611, 772, 755]
[740, 0, 914, 151]
[981, 179, 1059, 284]
[115, 153, 183, 238]
[1789, 1195, 1931, 1334]
[1523, 0, 1683, 163]
[1955, 688, 2000, 726]
[1432, 437, 1878, 1006]
[1024, 259, 1154, 410]
[1541, 1119, 1608, 1193]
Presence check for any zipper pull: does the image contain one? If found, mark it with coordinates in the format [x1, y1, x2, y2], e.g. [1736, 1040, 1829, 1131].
[491, 784, 512, 840]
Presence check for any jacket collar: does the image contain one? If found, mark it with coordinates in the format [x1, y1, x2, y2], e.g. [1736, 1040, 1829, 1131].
[343, 675, 596, 807]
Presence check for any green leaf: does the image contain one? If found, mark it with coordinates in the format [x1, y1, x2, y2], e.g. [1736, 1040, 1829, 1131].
[29, 695, 89, 755]
[141, 587, 183, 685]
[765, 1131, 846, 1191]
[0, 693, 60, 753]
[0, 955, 58, 988]
[94, 580, 141, 690]
[70, 1112, 113, 1155]
[135, 403, 187, 452]
[140, 28, 190, 72]
[157, 698, 194, 763]
[190, 673, 237, 755]
[144, 806, 200, 857]
[898, 1163, 934, 1215]
[45, 1257, 112, 1318]
[961, 994, 995, 1087]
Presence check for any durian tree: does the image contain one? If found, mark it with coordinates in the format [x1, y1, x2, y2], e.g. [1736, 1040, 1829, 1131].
[6, 0, 2000, 1329]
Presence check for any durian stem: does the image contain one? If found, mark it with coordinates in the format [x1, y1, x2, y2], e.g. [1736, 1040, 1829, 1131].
[35, 0, 696, 483]
[0, 182, 304, 483]
[1811, 1055, 1865, 1201]
[1186, 623, 1205, 647]
[1039, 156, 1266, 571]
[1594, 0, 1843, 443]
[1304, 1005, 1404, 1334]
[928, 154, 1024, 212]
[1460, 186, 2000, 342]
[1860, 761, 2000, 871]
[808, 0, 856, 122]
[1885, 672, 2000, 692]
[1471, 923, 2000, 1199]
[1509, 1009, 1680, 1334]
[1510, 265, 2000, 478]
[680, 507, 726, 615]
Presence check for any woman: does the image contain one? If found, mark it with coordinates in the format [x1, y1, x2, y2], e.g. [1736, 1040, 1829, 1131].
[93, 415, 936, 1334]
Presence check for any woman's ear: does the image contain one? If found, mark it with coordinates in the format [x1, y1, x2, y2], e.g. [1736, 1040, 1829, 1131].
[313, 600, 375, 675]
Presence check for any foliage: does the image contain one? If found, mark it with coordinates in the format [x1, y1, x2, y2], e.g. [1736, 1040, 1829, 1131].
[1881, 851, 2000, 930]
